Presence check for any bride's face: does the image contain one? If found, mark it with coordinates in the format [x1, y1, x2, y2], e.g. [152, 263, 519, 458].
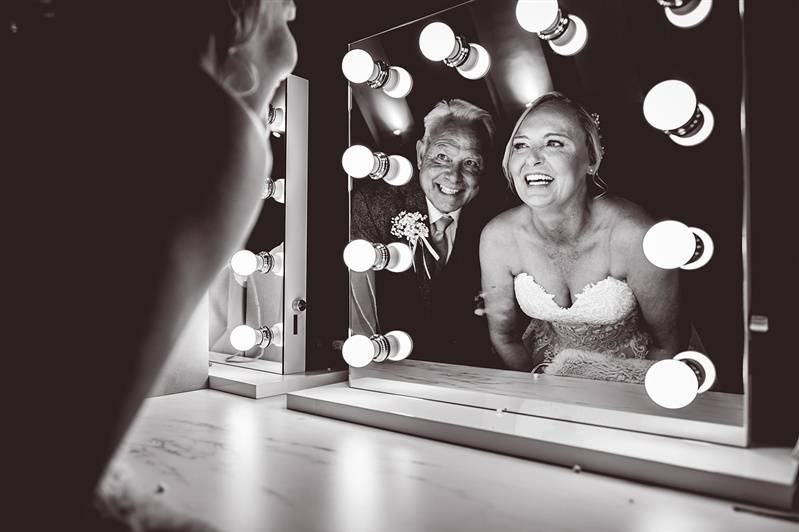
[508, 103, 593, 209]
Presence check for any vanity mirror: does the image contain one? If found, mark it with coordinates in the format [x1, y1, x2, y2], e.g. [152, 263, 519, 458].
[211, 74, 309, 375]
[346, 0, 749, 445]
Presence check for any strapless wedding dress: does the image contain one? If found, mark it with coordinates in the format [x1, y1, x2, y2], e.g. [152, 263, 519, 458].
[514, 273, 652, 363]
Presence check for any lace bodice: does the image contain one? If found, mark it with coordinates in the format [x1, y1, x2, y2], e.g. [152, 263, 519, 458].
[514, 274, 652, 363]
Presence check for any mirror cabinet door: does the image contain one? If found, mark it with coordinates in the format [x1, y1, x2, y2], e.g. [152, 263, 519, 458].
[210, 75, 308, 375]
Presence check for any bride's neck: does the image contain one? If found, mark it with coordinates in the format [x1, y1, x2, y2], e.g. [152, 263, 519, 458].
[529, 197, 593, 244]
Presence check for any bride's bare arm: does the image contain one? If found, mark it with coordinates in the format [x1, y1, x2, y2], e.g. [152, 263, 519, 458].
[480, 216, 533, 371]
[614, 212, 686, 360]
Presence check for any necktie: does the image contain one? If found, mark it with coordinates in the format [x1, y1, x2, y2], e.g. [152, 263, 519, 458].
[431, 215, 453, 273]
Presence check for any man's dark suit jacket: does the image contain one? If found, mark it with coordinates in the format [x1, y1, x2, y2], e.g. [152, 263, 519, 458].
[350, 179, 501, 368]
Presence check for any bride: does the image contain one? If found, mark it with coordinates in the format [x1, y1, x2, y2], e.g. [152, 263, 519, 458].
[480, 92, 686, 373]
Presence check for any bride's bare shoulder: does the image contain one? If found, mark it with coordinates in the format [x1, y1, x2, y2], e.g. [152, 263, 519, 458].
[598, 196, 655, 254]
[481, 205, 527, 244]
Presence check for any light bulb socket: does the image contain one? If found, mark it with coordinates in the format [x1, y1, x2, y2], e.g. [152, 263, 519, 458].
[443, 36, 471, 68]
[681, 358, 706, 388]
[256, 251, 274, 274]
[262, 177, 276, 200]
[537, 8, 571, 41]
[369, 334, 391, 362]
[371, 242, 390, 271]
[683, 232, 704, 266]
[370, 151, 391, 179]
[366, 60, 391, 89]
[663, 105, 704, 138]
[255, 325, 273, 348]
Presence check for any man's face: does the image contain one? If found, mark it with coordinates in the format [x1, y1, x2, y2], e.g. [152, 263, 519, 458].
[416, 118, 488, 213]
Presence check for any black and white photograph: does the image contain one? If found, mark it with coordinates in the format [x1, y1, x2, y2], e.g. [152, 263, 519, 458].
[8, 0, 798, 530]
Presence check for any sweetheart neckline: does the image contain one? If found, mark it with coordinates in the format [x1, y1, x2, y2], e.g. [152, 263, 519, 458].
[514, 273, 629, 311]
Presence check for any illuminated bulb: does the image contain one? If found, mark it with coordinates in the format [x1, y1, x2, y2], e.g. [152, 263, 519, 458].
[419, 22, 491, 79]
[343, 240, 378, 272]
[229, 323, 283, 351]
[643, 221, 713, 270]
[382, 66, 414, 98]
[457, 43, 491, 80]
[661, 0, 713, 29]
[230, 324, 259, 351]
[229, 246, 284, 276]
[384, 155, 413, 186]
[515, 0, 560, 33]
[548, 15, 588, 56]
[262, 177, 285, 203]
[341, 145, 376, 178]
[341, 49, 376, 84]
[230, 250, 260, 276]
[419, 22, 457, 61]
[645, 350, 716, 409]
[341, 49, 414, 99]
[341, 145, 413, 185]
[343, 239, 412, 273]
[516, 1, 589, 56]
[643, 80, 714, 146]
[342, 330, 414, 368]
[385, 242, 413, 273]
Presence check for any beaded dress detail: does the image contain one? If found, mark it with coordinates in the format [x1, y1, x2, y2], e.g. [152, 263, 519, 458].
[514, 274, 652, 363]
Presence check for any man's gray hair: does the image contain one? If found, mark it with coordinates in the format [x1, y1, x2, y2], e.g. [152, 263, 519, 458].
[422, 98, 496, 147]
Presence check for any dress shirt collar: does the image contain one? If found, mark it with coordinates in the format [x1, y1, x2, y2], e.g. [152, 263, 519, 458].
[425, 198, 462, 226]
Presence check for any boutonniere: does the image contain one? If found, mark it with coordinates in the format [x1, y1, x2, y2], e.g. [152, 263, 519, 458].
[390, 210, 439, 279]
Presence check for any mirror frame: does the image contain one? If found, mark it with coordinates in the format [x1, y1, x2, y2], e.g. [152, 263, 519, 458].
[345, 1, 752, 446]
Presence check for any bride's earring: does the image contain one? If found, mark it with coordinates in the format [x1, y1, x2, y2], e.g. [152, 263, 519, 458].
[223, 47, 260, 97]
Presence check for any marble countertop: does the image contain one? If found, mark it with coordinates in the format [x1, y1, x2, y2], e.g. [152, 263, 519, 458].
[114, 389, 796, 532]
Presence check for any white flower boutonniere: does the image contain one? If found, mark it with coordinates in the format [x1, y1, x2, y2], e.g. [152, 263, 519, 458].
[390, 210, 439, 278]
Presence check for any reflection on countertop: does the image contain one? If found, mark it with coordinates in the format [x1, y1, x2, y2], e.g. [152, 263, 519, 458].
[112, 389, 795, 532]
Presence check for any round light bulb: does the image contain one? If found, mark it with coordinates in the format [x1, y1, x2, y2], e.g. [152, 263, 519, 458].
[680, 226, 713, 270]
[643, 80, 698, 131]
[386, 242, 413, 273]
[669, 103, 714, 147]
[230, 250, 259, 276]
[341, 49, 375, 84]
[383, 155, 413, 186]
[271, 178, 286, 203]
[343, 239, 377, 272]
[643, 220, 696, 269]
[515, 0, 560, 33]
[674, 350, 716, 393]
[271, 250, 285, 277]
[419, 22, 457, 62]
[457, 43, 491, 80]
[386, 330, 414, 361]
[270, 322, 284, 348]
[645, 359, 699, 409]
[230, 325, 259, 352]
[549, 15, 588, 56]
[269, 107, 285, 133]
[342, 334, 377, 368]
[341, 145, 375, 178]
[382, 66, 414, 98]
[665, 0, 713, 28]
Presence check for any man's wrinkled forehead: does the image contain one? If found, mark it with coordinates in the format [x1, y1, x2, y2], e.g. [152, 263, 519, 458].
[426, 117, 489, 154]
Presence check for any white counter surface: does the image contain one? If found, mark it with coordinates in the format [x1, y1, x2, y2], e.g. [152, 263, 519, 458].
[115, 389, 797, 532]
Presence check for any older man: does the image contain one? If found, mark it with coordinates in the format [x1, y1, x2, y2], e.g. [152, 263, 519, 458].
[350, 98, 500, 368]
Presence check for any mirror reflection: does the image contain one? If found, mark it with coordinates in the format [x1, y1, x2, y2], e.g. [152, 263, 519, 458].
[347, 0, 744, 400]
[210, 81, 287, 373]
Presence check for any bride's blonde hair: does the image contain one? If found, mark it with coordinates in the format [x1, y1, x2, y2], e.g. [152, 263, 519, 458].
[501, 92, 606, 197]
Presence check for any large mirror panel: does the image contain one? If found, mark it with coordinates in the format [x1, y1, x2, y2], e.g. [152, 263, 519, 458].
[346, 0, 747, 444]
